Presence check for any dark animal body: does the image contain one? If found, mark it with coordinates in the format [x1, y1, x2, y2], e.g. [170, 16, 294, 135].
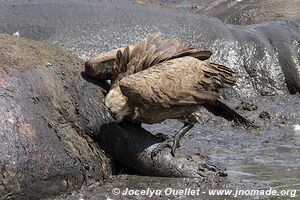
[85, 33, 251, 156]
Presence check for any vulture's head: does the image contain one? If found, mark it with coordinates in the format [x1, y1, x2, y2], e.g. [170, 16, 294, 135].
[104, 86, 130, 122]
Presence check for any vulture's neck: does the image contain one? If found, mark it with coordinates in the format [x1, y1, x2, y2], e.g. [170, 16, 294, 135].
[105, 84, 130, 122]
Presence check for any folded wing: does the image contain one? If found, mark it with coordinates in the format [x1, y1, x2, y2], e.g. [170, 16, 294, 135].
[112, 33, 213, 84]
[119, 56, 235, 108]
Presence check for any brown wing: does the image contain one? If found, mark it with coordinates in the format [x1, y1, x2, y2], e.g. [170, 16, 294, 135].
[173, 43, 213, 60]
[85, 46, 133, 80]
[119, 56, 235, 108]
[85, 33, 212, 81]
[112, 32, 213, 83]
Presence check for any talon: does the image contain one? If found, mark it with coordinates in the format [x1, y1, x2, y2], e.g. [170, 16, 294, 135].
[150, 149, 159, 159]
[150, 139, 173, 158]
[150, 122, 194, 158]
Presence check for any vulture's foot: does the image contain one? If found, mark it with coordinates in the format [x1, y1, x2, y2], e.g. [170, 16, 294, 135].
[151, 123, 195, 158]
[151, 138, 178, 158]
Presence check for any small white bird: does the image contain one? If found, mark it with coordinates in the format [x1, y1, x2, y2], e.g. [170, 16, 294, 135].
[13, 31, 20, 37]
[294, 124, 300, 132]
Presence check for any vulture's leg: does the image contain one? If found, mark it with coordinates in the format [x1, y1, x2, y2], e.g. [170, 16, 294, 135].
[150, 138, 173, 158]
[171, 122, 194, 155]
[151, 122, 194, 158]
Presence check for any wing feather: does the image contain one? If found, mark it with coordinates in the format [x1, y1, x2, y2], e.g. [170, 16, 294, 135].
[112, 32, 213, 83]
[119, 57, 235, 108]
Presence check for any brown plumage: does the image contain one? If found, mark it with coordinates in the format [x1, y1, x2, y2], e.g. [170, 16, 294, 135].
[118, 56, 237, 123]
[112, 33, 212, 83]
[87, 33, 251, 156]
[85, 33, 212, 83]
[85, 46, 133, 80]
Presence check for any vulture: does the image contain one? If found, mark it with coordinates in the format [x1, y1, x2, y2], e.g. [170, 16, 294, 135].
[85, 33, 251, 157]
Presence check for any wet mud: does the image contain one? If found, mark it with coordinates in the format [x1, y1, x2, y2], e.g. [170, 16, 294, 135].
[136, 0, 300, 25]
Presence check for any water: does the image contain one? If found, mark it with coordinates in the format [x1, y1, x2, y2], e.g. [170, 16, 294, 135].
[142, 95, 300, 199]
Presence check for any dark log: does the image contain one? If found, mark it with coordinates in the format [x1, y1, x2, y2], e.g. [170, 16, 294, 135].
[98, 122, 227, 178]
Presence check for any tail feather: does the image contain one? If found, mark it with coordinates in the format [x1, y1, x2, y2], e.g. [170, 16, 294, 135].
[203, 99, 252, 127]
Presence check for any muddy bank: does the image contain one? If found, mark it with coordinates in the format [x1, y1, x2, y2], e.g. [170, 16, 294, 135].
[0, 0, 298, 96]
[48, 175, 230, 200]
[211, 0, 300, 25]
[135, 0, 300, 25]
[0, 33, 112, 199]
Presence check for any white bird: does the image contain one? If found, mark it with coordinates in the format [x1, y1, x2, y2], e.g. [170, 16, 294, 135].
[13, 31, 20, 37]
